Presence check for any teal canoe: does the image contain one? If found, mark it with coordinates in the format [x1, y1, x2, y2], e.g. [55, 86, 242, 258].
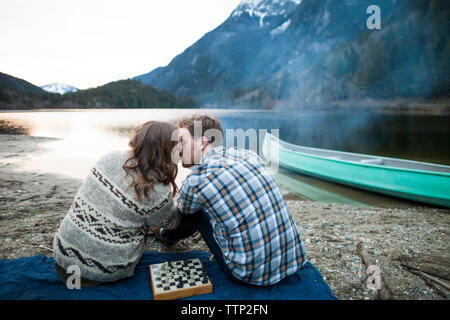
[262, 133, 450, 208]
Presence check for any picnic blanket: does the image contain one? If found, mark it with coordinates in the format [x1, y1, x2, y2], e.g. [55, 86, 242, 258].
[0, 251, 337, 300]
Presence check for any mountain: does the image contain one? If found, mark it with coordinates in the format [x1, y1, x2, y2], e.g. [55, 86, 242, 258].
[0, 73, 195, 110]
[40, 83, 79, 94]
[231, 0, 303, 22]
[62, 79, 194, 108]
[0, 72, 45, 94]
[134, 0, 450, 109]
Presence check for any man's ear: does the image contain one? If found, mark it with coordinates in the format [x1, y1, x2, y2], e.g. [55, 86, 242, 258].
[201, 136, 210, 150]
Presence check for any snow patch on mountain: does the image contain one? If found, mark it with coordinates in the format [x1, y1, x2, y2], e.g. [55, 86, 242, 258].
[232, 0, 303, 21]
[271, 19, 291, 37]
[40, 83, 78, 94]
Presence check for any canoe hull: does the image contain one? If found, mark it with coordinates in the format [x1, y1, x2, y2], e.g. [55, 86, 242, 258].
[263, 134, 450, 208]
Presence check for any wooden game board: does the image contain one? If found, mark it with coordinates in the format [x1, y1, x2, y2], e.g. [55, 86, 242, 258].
[149, 258, 213, 300]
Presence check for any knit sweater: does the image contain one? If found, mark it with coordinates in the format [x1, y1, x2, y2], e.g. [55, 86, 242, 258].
[52, 150, 181, 282]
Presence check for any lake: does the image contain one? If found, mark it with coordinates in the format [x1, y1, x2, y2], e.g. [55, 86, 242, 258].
[1, 108, 449, 207]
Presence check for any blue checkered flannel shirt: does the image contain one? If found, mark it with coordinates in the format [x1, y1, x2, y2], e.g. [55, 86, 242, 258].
[177, 146, 307, 285]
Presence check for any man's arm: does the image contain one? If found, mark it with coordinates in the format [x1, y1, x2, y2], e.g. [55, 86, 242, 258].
[177, 178, 203, 215]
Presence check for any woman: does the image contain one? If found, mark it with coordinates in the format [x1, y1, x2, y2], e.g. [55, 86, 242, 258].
[52, 121, 181, 287]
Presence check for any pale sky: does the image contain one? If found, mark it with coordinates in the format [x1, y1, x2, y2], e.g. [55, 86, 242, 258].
[0, 0, 242, 89]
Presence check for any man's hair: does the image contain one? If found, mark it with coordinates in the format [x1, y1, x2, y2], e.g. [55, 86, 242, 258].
[177, 114, 223, 145]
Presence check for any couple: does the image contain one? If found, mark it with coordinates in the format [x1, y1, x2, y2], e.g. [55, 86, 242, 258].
[53, 114, 307, 288]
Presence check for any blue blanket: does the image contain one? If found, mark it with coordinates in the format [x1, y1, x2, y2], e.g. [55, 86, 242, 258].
[0, 251, 337, 300]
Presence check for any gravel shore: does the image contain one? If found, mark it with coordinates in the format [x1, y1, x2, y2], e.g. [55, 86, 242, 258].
[1, 134, 449, 300]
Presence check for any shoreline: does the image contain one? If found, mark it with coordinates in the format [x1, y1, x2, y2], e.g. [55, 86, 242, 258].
[0, 133, 449, 300]
[1, 97, 450, 116]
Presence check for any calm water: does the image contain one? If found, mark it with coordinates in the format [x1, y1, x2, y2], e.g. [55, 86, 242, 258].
[1, 108, 449, 206]
[219, 111, 450, 165]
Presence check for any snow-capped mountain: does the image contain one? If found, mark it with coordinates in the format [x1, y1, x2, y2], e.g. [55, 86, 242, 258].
[133, 0, 375, 106]
[134, 0, 448, 108]
[40, 82, 78, 94]
[232, 0, 302, 17]
[231, 0, 301, 27]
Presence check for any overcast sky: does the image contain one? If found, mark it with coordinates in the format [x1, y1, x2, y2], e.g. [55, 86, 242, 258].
[0, 0, 242, 89]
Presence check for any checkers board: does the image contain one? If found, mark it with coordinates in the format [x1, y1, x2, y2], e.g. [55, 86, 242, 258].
[149, 258, 213, 300]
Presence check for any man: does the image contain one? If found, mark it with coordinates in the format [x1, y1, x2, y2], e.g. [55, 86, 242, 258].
[153, 114, 307, 286]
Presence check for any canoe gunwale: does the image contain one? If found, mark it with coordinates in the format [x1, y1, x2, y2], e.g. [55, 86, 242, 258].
[265, 133, 450, 177]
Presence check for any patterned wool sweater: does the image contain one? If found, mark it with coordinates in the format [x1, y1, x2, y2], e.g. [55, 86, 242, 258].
[53, 150, 181, 282]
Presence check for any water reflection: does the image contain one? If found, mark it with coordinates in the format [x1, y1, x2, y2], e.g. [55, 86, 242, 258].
[220, 112, 450, 165]
[0, 109, 237, 186]
[1, 109, 449, 192]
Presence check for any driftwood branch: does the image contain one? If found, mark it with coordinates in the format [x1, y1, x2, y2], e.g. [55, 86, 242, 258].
[28, 244, 54, 253]
[418, 272, 450, 291]
[356, 242, 393, 300]
[404, 268, 448, 298]
[401, 264, 450, 291]
[0, 230, 31, 237]
[399, 260, 450, 282]
[356, 242, 372, 266]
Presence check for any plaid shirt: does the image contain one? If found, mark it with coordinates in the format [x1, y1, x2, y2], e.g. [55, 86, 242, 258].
[177, 146, 307, 286]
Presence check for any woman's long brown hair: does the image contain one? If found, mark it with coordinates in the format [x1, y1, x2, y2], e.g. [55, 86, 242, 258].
[122, 121, 178, 202]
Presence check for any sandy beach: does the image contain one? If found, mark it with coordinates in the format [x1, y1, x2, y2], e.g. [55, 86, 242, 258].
[0, 133, 449, 300]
